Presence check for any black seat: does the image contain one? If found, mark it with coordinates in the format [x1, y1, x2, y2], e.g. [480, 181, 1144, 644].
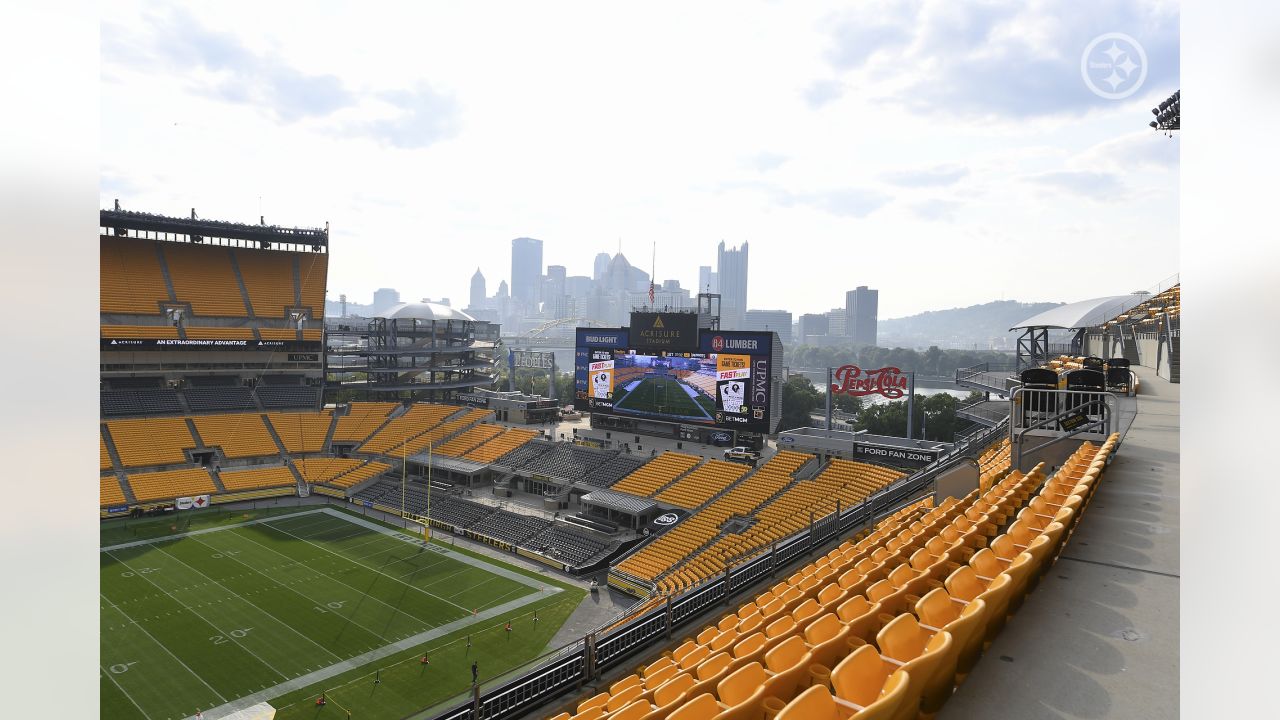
[1019, 368, 1059, 426]
[1082, 356, 1105, 371]
[1064, 369, 1107, 422]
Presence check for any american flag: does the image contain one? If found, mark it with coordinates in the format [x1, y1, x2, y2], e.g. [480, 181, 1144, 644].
[648, 280, 655, 305]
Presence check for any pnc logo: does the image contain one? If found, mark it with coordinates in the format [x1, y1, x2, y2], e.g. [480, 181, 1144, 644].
[711, 335, 724, 352]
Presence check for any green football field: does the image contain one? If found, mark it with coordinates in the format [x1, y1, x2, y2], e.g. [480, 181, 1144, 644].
[100, 507, 583, 720]
[613, 375, 716, 420]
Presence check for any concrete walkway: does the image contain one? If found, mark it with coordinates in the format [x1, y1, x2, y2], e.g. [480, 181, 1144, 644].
[942, 366, 1179, 719]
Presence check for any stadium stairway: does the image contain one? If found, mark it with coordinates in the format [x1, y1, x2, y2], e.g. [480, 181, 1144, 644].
[100, 425, 125, 474]
[175, 388, 192, 414]
[184, 417, 205, 449]
[940, 366, 1179, 719]
[320, 411, 339, 452]
[225, 248, 257, 318]
[546, 437, 1121, 720]
[112, 471, 136, 504]
[152, 240, 179, 305]
[260, 415, 293, 460]
[208, 467, 229, 493]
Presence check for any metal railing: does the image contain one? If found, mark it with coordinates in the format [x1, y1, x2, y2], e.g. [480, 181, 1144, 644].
[421, 420, 1012, 720]
[1010, 387, 1116, 471]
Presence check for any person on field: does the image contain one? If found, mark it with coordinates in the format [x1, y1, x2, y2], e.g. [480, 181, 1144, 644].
[472, 661, 479, 684]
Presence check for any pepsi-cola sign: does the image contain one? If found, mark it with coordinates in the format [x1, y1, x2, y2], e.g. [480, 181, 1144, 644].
[830, 365, 908, 399]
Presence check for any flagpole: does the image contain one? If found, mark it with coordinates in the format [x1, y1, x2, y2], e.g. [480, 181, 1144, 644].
[426, 441, 433, 541]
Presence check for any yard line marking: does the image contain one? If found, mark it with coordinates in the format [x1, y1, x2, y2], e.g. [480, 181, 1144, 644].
[191, 589, 560, 720]
[260, 520, 474, 614]
[476, 585, 528, 610]
[445, 574, 498, 600]
[105, 551, 291, 683]
[151, 541, 344, 664]
[100, 665, 153, 720]
[101, 509, 326, 552]
[99, 593, 227, 703]
[216, 529, 435, 635]
[418, 562, 487, 587]
[308, 508, 549, 590]
[395, 552, 456, 580]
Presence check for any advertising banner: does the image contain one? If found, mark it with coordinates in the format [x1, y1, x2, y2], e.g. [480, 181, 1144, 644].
[629, 312, 699, 352]
[175, 494, 210, 510]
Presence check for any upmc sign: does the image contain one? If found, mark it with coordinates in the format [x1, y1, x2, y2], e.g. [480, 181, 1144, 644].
[830, 365, 909, 399]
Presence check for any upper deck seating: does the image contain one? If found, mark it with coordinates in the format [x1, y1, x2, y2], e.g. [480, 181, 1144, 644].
[613, 452, 702, 497]
[124, 467, 217, 503]
[191, 413, 278, 458]
[105, 417, 195, 467]
[232, 247, 296, 319]
[100, 236, 169, 314]
[160, 242, 248, 317]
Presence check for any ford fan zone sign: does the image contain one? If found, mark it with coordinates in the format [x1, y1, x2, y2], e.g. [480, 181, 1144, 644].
[830, 365, 909, 399]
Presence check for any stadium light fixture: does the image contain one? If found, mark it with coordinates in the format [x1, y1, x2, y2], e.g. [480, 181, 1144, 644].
[1149, 89, 1179, 135]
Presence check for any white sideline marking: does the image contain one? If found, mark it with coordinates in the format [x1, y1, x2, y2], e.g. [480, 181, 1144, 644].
[259, 518, 474, 614]
[101, 509, 325, 552]
[216, 528, 439, 633]
[105, 551, 291, 683]
[192, 588, 557, 720]
[151, 541, 344, 664]
[100, 664, 152, 720]
[99, 593, 227, 703]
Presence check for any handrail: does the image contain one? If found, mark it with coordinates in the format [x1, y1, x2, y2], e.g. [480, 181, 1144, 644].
[422, 420, 1013, 720]
[1009, 387, 1117, 471]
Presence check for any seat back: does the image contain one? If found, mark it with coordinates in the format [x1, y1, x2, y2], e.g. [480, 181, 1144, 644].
[608, 699, 651, 720]
[653, 672, 695, 707]
[831, 643, 891, 706]
[876, 613, 930, 662]
[892, 632, 953, 720]
[718, 662, 766, 706]
[775, 685, 839, 720]
[664, 692, 720, 720]
[913, 587, 960, 627]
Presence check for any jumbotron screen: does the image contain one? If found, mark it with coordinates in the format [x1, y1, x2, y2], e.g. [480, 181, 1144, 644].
[574, 328, 777, 433]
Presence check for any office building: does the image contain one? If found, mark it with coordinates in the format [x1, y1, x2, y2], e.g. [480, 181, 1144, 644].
[845, 286, 879, 347]
[717, 241, 748, 330]
[745, 309, 792, 344]
[510, 237, 544, 306]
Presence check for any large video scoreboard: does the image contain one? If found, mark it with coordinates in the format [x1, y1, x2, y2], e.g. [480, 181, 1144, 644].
[574, 317, 781, 434]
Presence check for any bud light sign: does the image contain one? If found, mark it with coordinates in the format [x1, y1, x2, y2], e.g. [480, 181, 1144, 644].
[830, 365, 909, 399]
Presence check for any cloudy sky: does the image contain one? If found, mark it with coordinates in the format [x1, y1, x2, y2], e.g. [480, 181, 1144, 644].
[100, 0, 1179, 319]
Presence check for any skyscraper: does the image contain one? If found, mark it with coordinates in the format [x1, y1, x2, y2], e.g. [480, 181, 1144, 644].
[745, 310, 792, 344]
[717, 241, 748, 330]
[510, 237, 543, 306]
[593, 253, 611, 282]
[372, 288, 400, 314]
[697, 265, 719, 294]
[798, 313, 829, 343]
[469, 268, 486, 310]
[845, 286, 879, 347]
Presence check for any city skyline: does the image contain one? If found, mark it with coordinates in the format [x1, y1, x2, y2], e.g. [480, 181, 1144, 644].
[101, 0, 1178, 319]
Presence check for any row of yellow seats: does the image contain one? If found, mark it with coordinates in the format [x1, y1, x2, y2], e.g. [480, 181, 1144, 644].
[614, 453, 703, 497]
[656, 461, 749, 510]
[466, 428, 539, 462]
[551, 439, 1118, 720]
[622, 453, 811, 584]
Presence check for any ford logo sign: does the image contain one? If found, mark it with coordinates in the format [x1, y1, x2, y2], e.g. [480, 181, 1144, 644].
[654, 513, 679, 526]
[781, 436, 794, 444]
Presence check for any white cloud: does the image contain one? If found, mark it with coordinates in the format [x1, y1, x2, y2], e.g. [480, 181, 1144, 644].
[99, 0, 1179, 319]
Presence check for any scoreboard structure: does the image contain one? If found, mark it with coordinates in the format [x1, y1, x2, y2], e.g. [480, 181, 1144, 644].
[574, 313, 782, 436]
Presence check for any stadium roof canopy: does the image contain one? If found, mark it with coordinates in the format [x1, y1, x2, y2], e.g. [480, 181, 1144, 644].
[380, 302, 476, 322]
[1011, 295, 1148, 331]
[580, 488, 657, 515]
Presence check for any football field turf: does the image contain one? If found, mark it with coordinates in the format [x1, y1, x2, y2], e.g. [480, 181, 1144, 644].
[100, 507, 582, 720]
[613, 376, 715, 420]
